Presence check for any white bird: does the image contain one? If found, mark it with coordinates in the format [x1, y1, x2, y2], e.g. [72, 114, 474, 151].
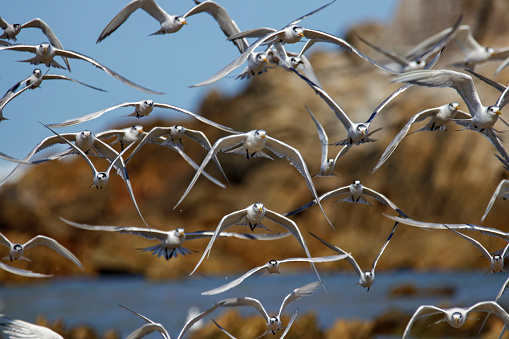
[371, 102, 471, 173]
[96, 125, 145, 151]
[202, 254, 349, 295]
[402, 301, 509, 339]
[478, 276, 509, 336]
[60, 217, 290, 261]
[42, 124, 151, 230]
[173, 129, 333, 228]
[46, 100, 239, 134]
[0, 16, 69, 69]
[0, 261, 52, 278]
[356, 15, 462, 73]
[189, 202, 319, 278]
[0, 314, 64, 339]
[310, 222, 398, 291]
[443, 224, 509, 274]
[383, 214, 509, 242]
[305, 105, 346, 176]
[120, 305, 171, 339]
[97, 0, 245, 51]
[0, 69, 106, 120]
[0, 129, 121, 188]
[410, 24, 509, 71]
[481, 179, 509, 222]
[177, 281, 323, 339]
[285, 180, 407, 217]
[236, 50, 270, 80]
[393, 69, 509, 162]
[0, 43, 163, 94]
[0, 233, 83, 270]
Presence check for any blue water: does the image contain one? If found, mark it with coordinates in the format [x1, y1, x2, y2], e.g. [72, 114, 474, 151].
[1, 270, 508, 338]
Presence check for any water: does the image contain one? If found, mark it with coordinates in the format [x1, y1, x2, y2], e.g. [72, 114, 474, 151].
[0, 270, 508, 338]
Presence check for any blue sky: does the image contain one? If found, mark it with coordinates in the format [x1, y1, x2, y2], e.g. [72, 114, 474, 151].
[0, 0, 398, 176]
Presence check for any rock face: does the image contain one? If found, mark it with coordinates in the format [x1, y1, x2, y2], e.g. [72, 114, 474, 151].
[1, 0, 509, 280]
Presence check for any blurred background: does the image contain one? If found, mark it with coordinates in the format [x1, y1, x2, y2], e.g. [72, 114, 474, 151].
[1, 0, 509, 338]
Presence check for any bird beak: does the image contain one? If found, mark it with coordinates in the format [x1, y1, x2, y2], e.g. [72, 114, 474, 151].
[299, 32, 305, 38]
[496, 110, 502, 115]
[182, 20, 188, 25]
[261, 134, 266, 138]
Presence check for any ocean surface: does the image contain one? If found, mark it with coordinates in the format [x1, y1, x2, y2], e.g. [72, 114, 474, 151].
[1, 270, 508, 338]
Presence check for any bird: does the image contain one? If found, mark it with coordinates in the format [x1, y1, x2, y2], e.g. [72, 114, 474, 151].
[0, 129, 125, 188]
[59, 217, 290, 261]
[42, 123, 151, 230]
[371, 102, 471, 173]
[0, 233, 83, 270]
[355, 15, 462, 73]
[285, 179, 407, 217]
[442, 224, 509, 274]
[310, 222, 398, 291]
[477, 276, 509, 336]
[120, 305, 171, 339]
[393, 69, 509, 162]
[402, 301, 509, 338]
[0, 68, 106, 120]
[481, 179, 509, 222]
[173, 129, 333, 229]
[189, 202, 319, 278]
[305, 105, 346, 176]
[0, 16, 69, 69]
[96, 125, 145, 151]
[177, 281, 323, 339]
[0, 261, 52, 278]
[202, 254, 349, 295]
[0, 43, 163, 94]
[0, 314, 64, 339]
[46, 99, 239, 134]
[97, 0, 245, 52]
[408, 24, 509, 71]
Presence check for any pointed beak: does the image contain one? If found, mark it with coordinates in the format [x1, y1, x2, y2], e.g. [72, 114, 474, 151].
[182, 20, 188, 25]
[299, 32, 305, 38]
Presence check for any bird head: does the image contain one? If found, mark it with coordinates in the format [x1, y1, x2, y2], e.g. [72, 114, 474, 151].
[487, 105, 501, 116]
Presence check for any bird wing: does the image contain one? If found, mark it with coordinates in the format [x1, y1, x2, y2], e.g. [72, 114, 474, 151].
[280, 309, 298, 339]
[442, 224, 492, 259]
[469, 301, 509, 328]
[371, 222, 398, 272]
[482, 179, 509, 222]
[97, 0, 146, 42]
[403, 305, 445, 339]
[186, 231, 290, 241]
[288, 0, 336, 25]
[42, 74, 106, 92]
[60, 217, 167, 241]
[383, 214, 509, 241]
[372, 107, 440, 173]
[0, 262, 52, 278]
[365, 83, 412, 124]
[393, 69, 483, 117]
[126, 323, 170, 339]
[363, 186, 405, 214]
[305, 105, 329, 167]
[174, 133, 246, 209]
[53, 48, 164, 94]
[309, 232, 363, 277]
[23, 235, 83, 270]
[153, 103, 239, 134]
[201, 264, 268, 295]
[278, 281, 323, 318]
[177, 299, 234, 339]
[481, 128, 509, 163]
[189, 208, 248, 276]
[0, 233, 12, 248]
[283, 185, 350, 216]
[264, 210, 308, 253]
[47, 102, 136, 128]
[125, 126, 171, 163]
[0, 44, 38, 54]
[356, 33, 412, 66]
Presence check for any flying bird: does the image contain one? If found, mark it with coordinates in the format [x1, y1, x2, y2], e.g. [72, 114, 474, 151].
[177, 281, 323, 339]
[202, 254, 349, 295]
[393, 69, 509, 162]
[60, 217, 290, 261]
[371, 102, 471, 173]
[189, 202, 320, 279]
[120, 305, 171, 339]
[285, 180, 407, 217]
[0, 43, 163, 94]
[96, 125, 145, 151]
[173, 130, 333, 228]
[402, 301, 509, 338]
[310, 222, 398, 291]
[0, 261, 52, 278]
[0, 233, 83, 270]
[46, 100, 239, 134]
